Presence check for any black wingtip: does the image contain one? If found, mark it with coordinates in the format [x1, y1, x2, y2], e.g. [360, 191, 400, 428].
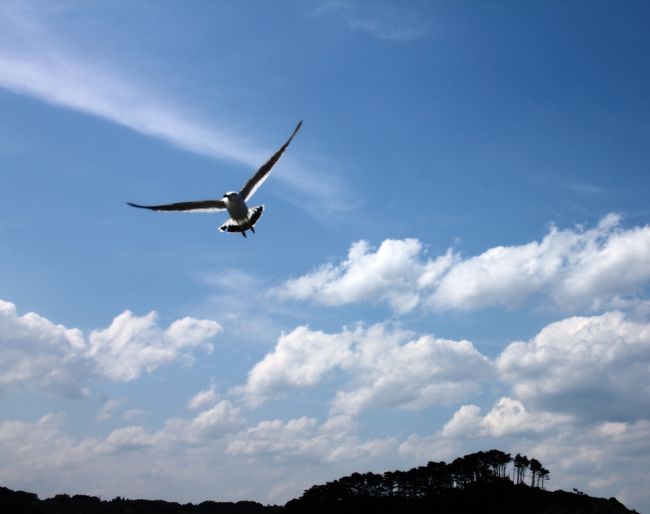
[289, 120, 302, 139]
[127, 202, 152, 210]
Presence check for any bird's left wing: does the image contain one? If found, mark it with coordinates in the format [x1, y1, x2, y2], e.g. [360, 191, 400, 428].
[127, 199, 226, 212]
[239, 121, 302, 201]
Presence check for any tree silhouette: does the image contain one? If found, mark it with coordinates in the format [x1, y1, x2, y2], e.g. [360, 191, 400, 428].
[295, 448, 552, 507]
[539, 467, 551, 490]
[513, 453, 527, 484]
[529, 458, 543, 487]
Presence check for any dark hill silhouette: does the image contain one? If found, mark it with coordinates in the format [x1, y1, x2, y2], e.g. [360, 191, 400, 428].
[0, 450, 638, 514]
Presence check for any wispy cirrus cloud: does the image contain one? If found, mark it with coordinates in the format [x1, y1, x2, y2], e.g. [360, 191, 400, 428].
[314, 0, 430, 42]
[0, 3, 347, 213]
[0, 4, 259, 163]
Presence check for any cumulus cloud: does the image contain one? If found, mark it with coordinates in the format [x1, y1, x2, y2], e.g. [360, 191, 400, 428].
[187, 385, 220, 411]
[0, 300, 221, 393]
[0, 414, 90, 483]
[244, 323, 493, 415]
[87, 311, 220, 381]
[96, 398, 126, 423]
[275, 239, 456, 314]
[97, 425, 162, 455]
[398, 397, 570, 464]
[275, 214, 650, 314]
[243, 325, 353, 402]
[185, 400, 245, 440]
[97, 399, 244, 455]
[226, 417, 320, 458]
[0, 300, 88, 395]
[440, 397, 571, 439]
[497, 311, 650, 422]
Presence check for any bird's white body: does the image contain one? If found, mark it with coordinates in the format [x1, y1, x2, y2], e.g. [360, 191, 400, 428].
[220, 192, 264, 236]
[223, 192, 248, 220]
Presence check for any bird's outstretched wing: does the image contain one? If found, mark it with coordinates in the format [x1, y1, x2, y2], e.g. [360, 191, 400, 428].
[127, 200, 226, 212]
[239, 120, 302, 201]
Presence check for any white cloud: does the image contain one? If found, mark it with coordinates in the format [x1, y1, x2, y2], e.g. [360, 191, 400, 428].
[226, 415, 393, 463]
[96, 398, 126, 423]
[397, 397, 569, 462]
[441, 397, 571, 439]
[0, 300, 88, 395]
[0, 414, 89, 482]
[98, 399, 244, 455]
[275, 214, 650, 314]
[187, 385, 220, 411]
[497, 310, 650, 422]
[0, 300, 221, 392]
[244, 323, 493, 415]
[275, 239, 456, 314]
[243, 325, 353, 402]
[87, 311, 220, 381]
[226, 416, 319, 458]
[97, 425, 161, 455]
[186, 400, 245, 440]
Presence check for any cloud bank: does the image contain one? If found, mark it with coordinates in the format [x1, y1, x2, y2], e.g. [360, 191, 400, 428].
[2, 293, 650, 509]
[275, 214, 650, 313]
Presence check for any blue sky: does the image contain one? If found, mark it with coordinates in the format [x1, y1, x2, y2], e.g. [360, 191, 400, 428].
[1, 0, 650, 511]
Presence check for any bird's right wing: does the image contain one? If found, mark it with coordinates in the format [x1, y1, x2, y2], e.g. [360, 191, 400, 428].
[239, 120, 302, 201]
[127, 199, 226, 212]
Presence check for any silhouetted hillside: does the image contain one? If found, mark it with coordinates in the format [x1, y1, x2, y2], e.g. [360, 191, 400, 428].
[286, 481, 635, 514]
[286, 450, 636, 514]
[0, 486, 280, 514]
[1, 450, 638, 514]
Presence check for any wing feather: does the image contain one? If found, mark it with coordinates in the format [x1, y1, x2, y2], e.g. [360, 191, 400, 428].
[127, 200, 226, 212]
[239, 121, 302, 201]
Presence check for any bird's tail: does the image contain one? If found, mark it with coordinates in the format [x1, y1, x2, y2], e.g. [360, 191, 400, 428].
[219, 206, 264, 234]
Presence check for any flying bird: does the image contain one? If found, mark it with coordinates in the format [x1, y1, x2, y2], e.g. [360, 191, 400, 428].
[127, 121, 302, 237]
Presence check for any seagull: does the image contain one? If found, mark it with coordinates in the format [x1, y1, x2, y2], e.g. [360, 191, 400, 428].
[127, 121, 302, 237]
